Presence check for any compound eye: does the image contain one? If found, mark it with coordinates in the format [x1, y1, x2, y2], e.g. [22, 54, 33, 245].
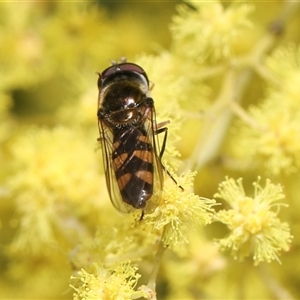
[118, 63, 146, 75]
[101, 65, 116, 80]
[100, 62, 149, 85]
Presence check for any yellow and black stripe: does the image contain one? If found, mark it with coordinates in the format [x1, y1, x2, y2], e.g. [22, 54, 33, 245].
[112, 127, 154, 209]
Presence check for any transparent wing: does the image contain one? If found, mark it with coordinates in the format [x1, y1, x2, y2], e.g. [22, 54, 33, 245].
[142, 106, 164, 213]
[98, 120, 133, 213]
[98, 105, 164, 214]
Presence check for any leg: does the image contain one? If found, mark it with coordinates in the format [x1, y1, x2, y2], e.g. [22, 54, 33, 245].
[155, 126, 168, 160]
[155, 126, 184, 191]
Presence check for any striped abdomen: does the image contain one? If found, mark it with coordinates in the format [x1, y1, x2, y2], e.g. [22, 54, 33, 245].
[112, 127, 153, 209]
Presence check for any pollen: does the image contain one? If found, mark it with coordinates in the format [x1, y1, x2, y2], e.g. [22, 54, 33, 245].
[171, 1, 254, 61]
[143, 170, 216, 247]
[213, 177, 292, 265]
[71, 262, 148, 300]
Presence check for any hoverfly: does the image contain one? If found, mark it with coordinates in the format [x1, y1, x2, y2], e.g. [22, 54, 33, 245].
[97, 61, 169, 214]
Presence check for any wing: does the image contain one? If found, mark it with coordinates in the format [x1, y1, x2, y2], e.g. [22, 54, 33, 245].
[98, 105, 164, 214]
[142, 105, 164, 213]
[98, 119, 132, 213]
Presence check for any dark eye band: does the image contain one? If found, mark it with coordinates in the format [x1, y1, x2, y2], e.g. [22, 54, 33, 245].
[101, 62, 148, 83]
